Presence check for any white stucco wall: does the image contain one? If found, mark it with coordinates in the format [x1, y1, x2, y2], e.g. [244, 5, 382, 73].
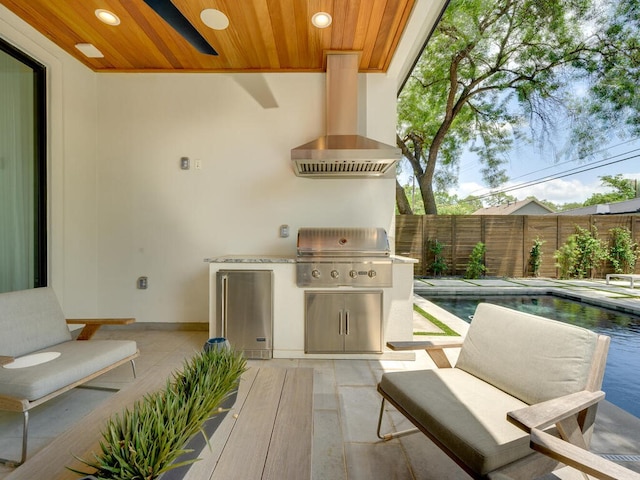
[1, 2, 440, 324]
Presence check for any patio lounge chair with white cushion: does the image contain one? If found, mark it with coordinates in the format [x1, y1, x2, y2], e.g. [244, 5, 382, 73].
[376, 303, 639, 479]
[0, 287, 139, 467]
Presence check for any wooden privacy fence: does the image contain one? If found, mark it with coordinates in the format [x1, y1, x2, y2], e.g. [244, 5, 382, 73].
[395, 214, 640, 278]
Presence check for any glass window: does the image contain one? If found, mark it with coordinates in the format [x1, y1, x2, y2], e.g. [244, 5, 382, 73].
[0, 39, 46, 293]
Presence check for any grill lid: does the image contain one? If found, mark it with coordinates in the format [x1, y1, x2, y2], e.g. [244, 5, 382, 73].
[296, 227, 390, 258]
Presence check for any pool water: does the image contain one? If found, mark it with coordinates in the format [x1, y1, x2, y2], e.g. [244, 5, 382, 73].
[423, 294, 640, 418]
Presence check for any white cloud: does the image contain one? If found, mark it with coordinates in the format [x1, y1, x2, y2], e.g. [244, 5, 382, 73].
[453, 172, 640, 205]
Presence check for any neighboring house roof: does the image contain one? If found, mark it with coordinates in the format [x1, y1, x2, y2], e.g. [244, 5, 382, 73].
[472, 198, 555, 215]
[557, 197, 640, 215]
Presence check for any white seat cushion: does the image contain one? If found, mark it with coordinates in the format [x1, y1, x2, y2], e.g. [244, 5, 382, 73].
[0, 340, 137, 400]
[380, 368, 532, 475]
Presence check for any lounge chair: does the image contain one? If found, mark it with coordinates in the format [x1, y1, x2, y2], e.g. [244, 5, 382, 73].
[377, 303, 638, 479]
[0, 287, 139, 466]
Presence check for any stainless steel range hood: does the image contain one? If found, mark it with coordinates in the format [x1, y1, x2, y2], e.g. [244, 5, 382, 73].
[291, 53, 401, 178]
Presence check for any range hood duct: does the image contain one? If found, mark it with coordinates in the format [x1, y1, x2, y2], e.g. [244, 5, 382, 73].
[291, 53, 401, 178]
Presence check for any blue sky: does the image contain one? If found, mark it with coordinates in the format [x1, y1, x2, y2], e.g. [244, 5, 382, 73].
[453, 137, 640, 205]
[399, 137, 640, 206]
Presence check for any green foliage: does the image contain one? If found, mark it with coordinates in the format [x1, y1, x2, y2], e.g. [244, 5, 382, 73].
[402, 181, 425, 214]
[396, 0, 640, 214]
[435, 191, 483, 215]
[573, 226, 609, 279]
[608, 227, 638, 273]
[428, 239, 448, 276]
[554, 235, 579, 279]
[71, 347, 247, 480]
[583, 175, 637, 206]
[464, 242, 487, 279]
[528, 237, 545, 277]
[554, 226, 608, 279]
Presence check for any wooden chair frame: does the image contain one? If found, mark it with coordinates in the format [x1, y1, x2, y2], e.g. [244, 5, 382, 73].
[376, 335, 640, 480]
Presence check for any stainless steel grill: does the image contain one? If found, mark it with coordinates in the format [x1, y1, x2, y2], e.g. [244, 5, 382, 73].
[296, 227, 392, 287]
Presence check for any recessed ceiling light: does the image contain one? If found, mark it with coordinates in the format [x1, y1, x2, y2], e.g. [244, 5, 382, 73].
[75, 43, 104, 58]
[311, 12, 332, 29]
[200, 9, 229, 30]
[95, 9, 120, 26]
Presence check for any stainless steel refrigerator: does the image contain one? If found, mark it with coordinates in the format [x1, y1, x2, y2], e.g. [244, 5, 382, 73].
[216, 270, 273, 359]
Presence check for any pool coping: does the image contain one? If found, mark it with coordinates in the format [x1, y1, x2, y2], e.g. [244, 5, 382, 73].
[413, 277, 640, 317]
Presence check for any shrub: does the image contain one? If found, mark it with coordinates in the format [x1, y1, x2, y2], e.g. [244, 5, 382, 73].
[464, 242, 487, 279]
[528, 237, 545, 277]
[573, 226, 608, 278]
[71, 347, 246, 480]
[554, 226, 608, 279]
[429, 239, 448, 276]
[608, 227, 638, 274]
[554, 234, 578, 279]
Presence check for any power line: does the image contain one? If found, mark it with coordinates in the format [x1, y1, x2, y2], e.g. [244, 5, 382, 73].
[465, 138, 640, 196]
[471, 152, 640, 200]
[507, 138, 640, 183]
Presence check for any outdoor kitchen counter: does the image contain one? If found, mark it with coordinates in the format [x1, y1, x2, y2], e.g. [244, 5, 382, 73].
[205, 255, 416, 263]
[205, 255, 295, 263]
[207, 255, 416, 360]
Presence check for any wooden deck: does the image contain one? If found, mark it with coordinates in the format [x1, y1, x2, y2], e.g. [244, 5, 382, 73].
[6, 366, 313, 480]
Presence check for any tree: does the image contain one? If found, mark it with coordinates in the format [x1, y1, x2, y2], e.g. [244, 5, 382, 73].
[583, 174, 637, 206]
[396, 0, 640, 214]
[436, 192, 483, 214]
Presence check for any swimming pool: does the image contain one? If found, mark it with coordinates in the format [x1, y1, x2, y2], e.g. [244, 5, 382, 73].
[422, 294, 640, 418]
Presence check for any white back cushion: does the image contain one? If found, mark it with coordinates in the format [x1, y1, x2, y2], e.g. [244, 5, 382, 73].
[0, 287, 72, 357]
[456, 303, 599, 405]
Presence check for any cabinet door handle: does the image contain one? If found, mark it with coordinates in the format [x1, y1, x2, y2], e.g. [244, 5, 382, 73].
[345, 310, 350, 335]
[339, 310, 343, 335]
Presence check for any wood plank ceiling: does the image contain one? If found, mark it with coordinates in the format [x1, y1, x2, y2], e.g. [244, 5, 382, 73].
[0, 0, 416, 73]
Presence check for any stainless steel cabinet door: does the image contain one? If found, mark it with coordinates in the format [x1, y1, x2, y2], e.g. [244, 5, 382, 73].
[305, 292, 344, 353]
[305, 291, 382, 353]
[343, 292, 382, 353]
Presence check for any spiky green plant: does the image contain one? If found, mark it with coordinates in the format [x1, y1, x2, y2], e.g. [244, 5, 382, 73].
[70, 347, 246, 480]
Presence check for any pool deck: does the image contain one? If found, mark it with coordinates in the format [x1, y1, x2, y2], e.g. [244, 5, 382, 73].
[413, 277, 640, 477]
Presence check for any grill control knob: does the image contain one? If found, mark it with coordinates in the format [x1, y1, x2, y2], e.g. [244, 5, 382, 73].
[330, 270, 339, 279]
[368, 270, 377, 278]
[311, 269, 321, 278]
[349, 270, 358, 278]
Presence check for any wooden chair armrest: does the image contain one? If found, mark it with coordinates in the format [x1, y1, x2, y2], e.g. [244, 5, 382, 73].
[66, 318, 136, 340]
[387, 339, 464, 368]
[386, 339, 464, 351]
[0, 356, 15, 366]
[530, 427, 640, 480]
[507, 390, 605, 433]
[66, 318, 136, 326]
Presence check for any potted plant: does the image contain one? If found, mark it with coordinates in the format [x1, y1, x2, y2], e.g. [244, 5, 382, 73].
[70, 346, 246, 480]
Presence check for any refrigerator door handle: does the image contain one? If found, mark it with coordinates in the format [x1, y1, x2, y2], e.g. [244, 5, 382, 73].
[220, 274, 229, 338]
